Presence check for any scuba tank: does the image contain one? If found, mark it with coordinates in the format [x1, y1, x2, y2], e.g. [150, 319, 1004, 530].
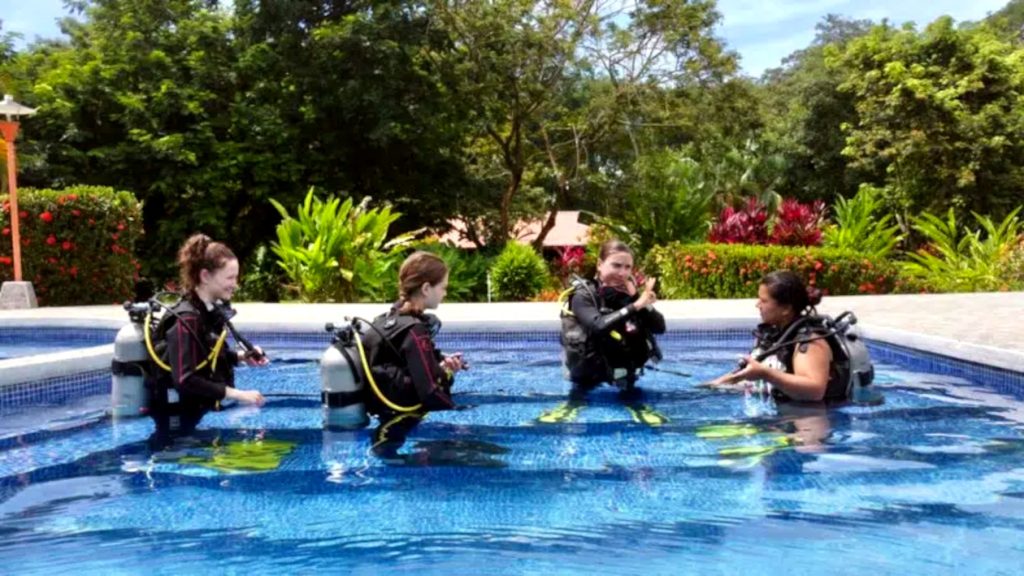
[321, 321, 370, 430]
[111, 301, 153, 418]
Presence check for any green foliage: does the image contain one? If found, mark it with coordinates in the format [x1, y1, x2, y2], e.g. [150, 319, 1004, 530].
[823, 184, 902, 258]
[646, 242, 915, 299]
[233, 244, 284, 303]
[761, 15, 872, 204]
[489, 242, 549, 302]
[270, 189, 417, 303]
[828, 17, 1024, 220]
[410, 240, 493, 303]
[900, 208, 1023, 292]
[595, 150, 714, 254]
[0, 186, 142, 305]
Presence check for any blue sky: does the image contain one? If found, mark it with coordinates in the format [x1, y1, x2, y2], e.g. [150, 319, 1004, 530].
[0, 0, 1014, 76]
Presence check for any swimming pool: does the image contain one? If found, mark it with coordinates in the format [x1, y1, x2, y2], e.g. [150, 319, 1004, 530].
[1, 331, 1023, 574]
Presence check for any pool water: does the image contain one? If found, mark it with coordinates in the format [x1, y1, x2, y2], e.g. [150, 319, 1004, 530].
[1, 333, 1023, 574]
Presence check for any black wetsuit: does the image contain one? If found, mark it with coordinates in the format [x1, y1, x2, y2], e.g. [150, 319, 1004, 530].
[361, 305, 455, 416]
[147, 292, 238, 438]
[562, 279, 665, 396]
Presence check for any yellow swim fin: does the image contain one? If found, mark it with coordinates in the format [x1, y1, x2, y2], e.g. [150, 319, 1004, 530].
[626, 404, 669, 427]
[537, 403, 582, 424]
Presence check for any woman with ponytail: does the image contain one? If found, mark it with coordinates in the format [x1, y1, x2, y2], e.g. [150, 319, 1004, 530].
[361, 251, 466, 416]
[710, 270, 840, 402]
[150, 234, 266, 437]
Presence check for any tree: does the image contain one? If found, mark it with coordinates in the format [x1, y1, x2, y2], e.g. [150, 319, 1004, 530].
[760, 15, 873, 204]
[432, 0, 733, 247]
[828, 17, 1024, 225]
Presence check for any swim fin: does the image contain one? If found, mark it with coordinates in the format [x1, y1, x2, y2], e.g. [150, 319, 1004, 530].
[537, 402, 583, 424]
[625, 404, 670, 427]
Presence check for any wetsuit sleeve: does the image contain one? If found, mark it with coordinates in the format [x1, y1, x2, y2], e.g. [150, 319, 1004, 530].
[570, 289, 633, 335]
[399, 323, 455, 411]
[164, 313, 227, 400]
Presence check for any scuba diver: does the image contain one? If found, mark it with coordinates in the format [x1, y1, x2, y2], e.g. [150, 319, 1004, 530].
[709, 270, 875, 404]
[542, 240, 667, 425]
[144, 234, 268, 445]
[359, 251, 467, 420]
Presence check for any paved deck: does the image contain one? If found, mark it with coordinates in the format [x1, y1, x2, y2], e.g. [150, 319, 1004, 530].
[1, 292, 1022, 379]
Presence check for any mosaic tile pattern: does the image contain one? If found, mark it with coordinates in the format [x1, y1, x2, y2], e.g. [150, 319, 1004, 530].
[0, 327, 117, 346]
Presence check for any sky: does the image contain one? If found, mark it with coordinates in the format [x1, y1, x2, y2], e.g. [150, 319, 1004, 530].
[0, 0, 1015, 76]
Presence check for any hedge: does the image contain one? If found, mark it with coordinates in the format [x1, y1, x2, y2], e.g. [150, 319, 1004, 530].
[645, 242, 919, 299]
[1, 186, 143, 305]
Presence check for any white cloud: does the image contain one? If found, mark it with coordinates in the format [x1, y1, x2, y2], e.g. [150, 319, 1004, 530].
[716, 0, 1012, 75]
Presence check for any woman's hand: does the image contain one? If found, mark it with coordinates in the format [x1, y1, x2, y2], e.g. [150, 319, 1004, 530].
[440, 352, 469, 374]
[226, 387, 265, 406]
[707, 355, 766, 388]
[633, 277, 658, 310]
[237, 347, 270, 366]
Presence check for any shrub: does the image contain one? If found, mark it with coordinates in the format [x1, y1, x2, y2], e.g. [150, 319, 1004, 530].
[901, 207, 1022, 292]
[770, 199, 826, 246]
[708, 197, 770, 244]
[1000, 235, 1024, 289]
[646, 242, 916, 299]
[234, 244, 285, 302]
[1, 186, 142, 306]
[410, 240, 493, 303]
[270, 189, 418, 303]
[490, 242, 549, 301]
[823, 184, 903, 259]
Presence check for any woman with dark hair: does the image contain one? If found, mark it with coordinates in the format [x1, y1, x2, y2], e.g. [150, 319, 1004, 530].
[545, 239, 666, 423]
[361, 251, 467, 416]
[710, 270, 870, 403]
[148, 234, 267, 439]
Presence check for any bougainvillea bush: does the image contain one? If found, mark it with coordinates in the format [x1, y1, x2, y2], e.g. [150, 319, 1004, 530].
[1, 186, 143, 305]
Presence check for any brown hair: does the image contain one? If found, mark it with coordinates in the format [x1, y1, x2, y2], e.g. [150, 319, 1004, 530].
[599, 239, 633, 261]
[177, 234, 237, 292]
[397, 251, 449, 312]
[761, 270, 823, 315]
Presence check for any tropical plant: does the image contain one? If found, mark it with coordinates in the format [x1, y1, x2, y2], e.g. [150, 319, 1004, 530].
[708, 197, 770, 244]
[410, 240, 493, 303]
[234, 244, 284, 303]
[269, 189, 419, 302]
[1, 186, 143, 305]
[770, 198, 827, 246]
[901, 207, 1022, 292]
[597, 151, 715, 254]
[823, 184, 903, 258]
[489, 242, 549, 301]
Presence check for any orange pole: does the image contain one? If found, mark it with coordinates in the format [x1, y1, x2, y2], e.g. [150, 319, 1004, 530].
[0, 121, 22, 281]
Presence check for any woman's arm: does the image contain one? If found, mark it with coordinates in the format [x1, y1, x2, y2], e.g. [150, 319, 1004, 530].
[711, 339, 832, 401]
[571, 289, 635, 335]
[400, 323, 456, 411]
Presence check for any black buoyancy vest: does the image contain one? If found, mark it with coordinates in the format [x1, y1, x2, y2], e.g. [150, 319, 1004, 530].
[754, 315, 873, 402]
[560, 278, 660, 380]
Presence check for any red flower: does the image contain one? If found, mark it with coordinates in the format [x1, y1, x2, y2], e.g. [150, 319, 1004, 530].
[88, 219, 96, 226]
[40, 211, 54, 223]
[111, 233, 119, 241]
[69, 266, 78, 277]
[71, 209, 81, 217]
[47, 257, 58, 264]
[0, 256, 11, 265]
[62, 241, 73, 251]
[1, 227, 8, 236]
[46, 235, 57, 246]
[66, 194, 78, 201]
[117, 222, 126, 231]
[19, 211, 28, 219]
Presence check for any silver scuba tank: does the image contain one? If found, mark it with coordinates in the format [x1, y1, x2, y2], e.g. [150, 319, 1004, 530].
[111, 301, 151, 418]
[321, 321, 369, 430]
[832, 312, 875, 395]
